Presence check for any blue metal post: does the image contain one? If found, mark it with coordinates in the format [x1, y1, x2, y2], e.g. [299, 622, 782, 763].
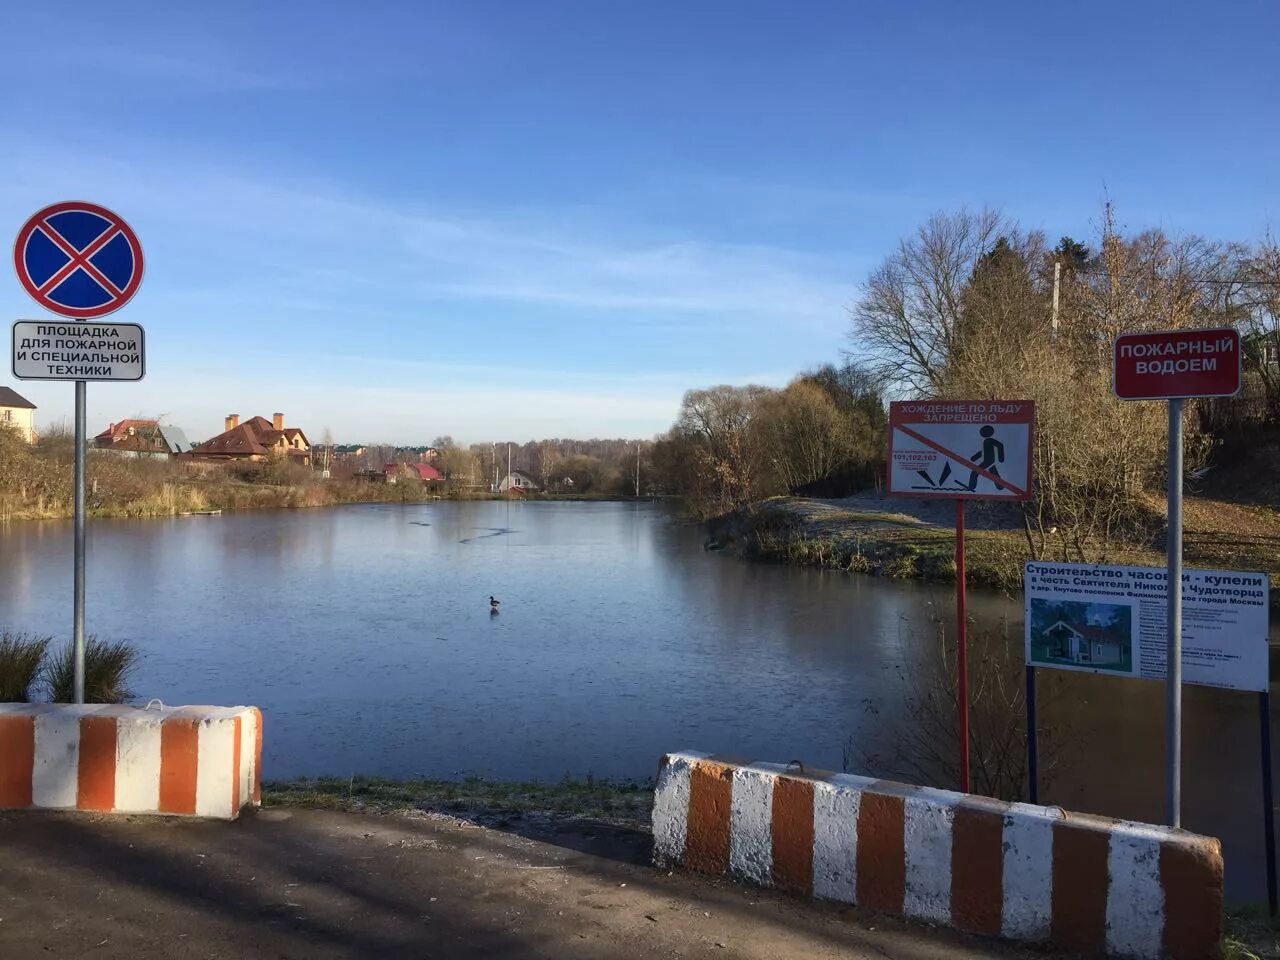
[1261, 690, 1276, 916]
[1026, 665, 1039, 805]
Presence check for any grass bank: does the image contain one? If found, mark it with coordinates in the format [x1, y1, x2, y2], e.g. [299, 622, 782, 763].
[717, 495, 1280, 608]
[0, 446, 443, 521]
[1225, 907, 1280, 960]
[0, 476, 437, 521]
[263, 774, 654, 827]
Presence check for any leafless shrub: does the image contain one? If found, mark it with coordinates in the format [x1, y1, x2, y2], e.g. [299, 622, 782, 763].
[848, 616, 1070, 801]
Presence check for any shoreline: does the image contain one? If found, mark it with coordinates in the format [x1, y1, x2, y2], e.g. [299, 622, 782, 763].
[709, 495, 1280, 612]
[263, 774, 654, 829]
[0, 490, 665, 523]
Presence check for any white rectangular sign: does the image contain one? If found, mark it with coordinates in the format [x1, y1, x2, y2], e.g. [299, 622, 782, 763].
[12, 320, 145, 381]
[1024, 561, 1270, 692]
[887, 401, 1034, 501]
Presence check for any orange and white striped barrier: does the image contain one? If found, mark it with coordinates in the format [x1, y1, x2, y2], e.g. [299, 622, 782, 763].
[0, 703, 261, 820]
[653, 752, 1222, 960]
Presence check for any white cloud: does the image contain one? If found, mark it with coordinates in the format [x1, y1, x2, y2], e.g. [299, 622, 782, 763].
[0, 145, 852, 440]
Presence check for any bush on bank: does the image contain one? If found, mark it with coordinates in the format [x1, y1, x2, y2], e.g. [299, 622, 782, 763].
[0, 630, 138, 704]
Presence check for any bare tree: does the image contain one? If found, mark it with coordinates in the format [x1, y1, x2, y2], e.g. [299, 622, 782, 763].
[757, 380, 854, 493]
[849, 617, 1071, 802]
[1243, 235, 1280, 421]
[850, 204, 1232, 562]
[676, 385, 776, 511]
[537, 441, 561, 489]
[850, 208, 1004, 394]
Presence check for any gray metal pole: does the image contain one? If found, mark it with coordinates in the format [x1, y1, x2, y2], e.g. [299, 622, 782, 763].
[73, 380, 87, 705]
[1166, 397, 1184, 827]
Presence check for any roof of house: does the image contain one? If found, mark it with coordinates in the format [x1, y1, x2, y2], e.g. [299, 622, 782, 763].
[1046, 620, 1120, 643]
[383, 463, 444, 481]
[157, 425, 194, 454]
[99, 433, 167, 453]
[0, 387, 36, 410]
[192, 415, 307, 456]
[95, 418, 159, 442]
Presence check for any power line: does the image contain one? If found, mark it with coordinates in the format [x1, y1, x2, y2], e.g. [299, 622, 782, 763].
[1064, 265, 1280, 286]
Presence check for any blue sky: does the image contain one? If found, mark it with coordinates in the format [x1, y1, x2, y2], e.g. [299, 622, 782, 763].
[1, 1, 1277, 443]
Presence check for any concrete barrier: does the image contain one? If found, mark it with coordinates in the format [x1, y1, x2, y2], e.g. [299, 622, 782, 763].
[653, 752, 1222, 960]
[0, 703, 261, 820]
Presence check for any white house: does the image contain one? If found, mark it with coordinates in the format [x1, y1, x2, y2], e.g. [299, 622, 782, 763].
[0, 386, 36, 443]
[498, 470, 539, 493]
[1042, 620, 1124, 666]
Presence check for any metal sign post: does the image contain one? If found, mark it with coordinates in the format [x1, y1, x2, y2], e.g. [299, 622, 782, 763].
[1113, 327, 1241, 827]
[11, 201, 145, 704]
[954, 499, 969, 789]
[1261, 690, 1278, 915]
[1166, 397, 1184, 826]
[73, 381, 86, 703]
[887, 400, 1035, 793]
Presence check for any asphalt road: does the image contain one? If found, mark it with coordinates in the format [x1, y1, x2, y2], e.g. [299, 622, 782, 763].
[0, 807, 1058, 959]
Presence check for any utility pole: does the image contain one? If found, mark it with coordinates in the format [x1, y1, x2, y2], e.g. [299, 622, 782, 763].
[1051, 260, 1061, 338]
[507, 442, 512, 495]
[635, 443, 640, 497]
[492, 442, 497, 490]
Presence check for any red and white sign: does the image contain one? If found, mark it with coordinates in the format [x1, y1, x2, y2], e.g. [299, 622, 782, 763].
[887, 401, 1035, 501]
[13, 201, 144, 320]
[1113, 327, 1241, 401]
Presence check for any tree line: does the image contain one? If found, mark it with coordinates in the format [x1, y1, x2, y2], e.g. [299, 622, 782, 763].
[654, 204, 1280, 557]
[648, 364, 887, 518]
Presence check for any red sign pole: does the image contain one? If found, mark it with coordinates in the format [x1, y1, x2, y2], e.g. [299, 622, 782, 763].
[955, 499, 970, 793]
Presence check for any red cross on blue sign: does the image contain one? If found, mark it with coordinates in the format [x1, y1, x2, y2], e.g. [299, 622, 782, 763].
[13, 201, 144, 319]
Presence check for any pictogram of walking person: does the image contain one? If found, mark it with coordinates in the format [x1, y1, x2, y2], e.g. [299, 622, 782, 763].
[967, 425, 1004, 491]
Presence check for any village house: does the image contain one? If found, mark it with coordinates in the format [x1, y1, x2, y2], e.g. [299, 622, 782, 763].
[94, 420, 196, 457]
[1042, 619, 1125, 666]
[0, 387, 37, 443]
[93, 419, 168, 457]
[498, 470, 539, 494]
[383, 463, 445, 484]
[190, 413, 311, 465]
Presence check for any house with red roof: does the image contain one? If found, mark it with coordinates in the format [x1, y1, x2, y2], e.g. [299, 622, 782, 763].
[1041, 619, 1125, 666]
[383, 462, 444, 484]
[94, 419, 168, 457]
[190, 413, 311, 465]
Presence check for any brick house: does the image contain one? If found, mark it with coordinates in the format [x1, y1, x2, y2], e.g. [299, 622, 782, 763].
[190, 413, 311, 465]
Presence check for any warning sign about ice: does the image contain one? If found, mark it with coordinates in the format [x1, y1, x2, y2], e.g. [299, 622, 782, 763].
[1024, 561, 1270, 692]
[887, 400, 1034, 501]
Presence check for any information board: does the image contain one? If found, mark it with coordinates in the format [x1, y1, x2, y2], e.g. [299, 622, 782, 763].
[1024, 561, 1270, 692]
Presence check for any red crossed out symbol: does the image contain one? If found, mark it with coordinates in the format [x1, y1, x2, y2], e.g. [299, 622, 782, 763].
[13, 201, 144, 319]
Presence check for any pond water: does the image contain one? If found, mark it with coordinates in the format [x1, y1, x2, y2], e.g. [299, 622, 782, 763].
[0, 500, 1274, 901]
